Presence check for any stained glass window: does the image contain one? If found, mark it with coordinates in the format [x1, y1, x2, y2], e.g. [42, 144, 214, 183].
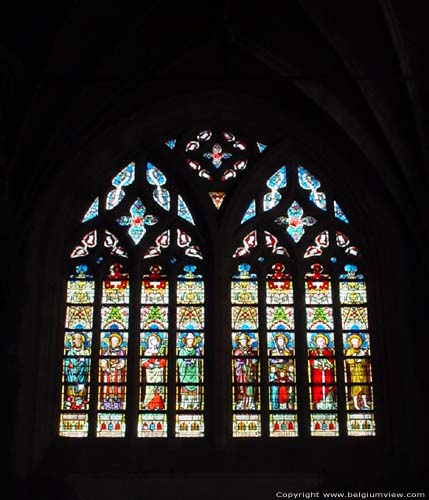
[305, 264, 338, 436]
[60, 155, 205, 438]
[232, 162, 375, 438]
[60, 265, 94, 437]
[61, 133, 375, 442]
[267, 264, 298, 437]
[231, 264, 261, 437]
[340, 264, 375, 436]
[97, 263, 129, 437]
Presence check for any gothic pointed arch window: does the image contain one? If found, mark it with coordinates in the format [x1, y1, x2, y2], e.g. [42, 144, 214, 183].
[232, 165, 375, 437]
[58, 129, 375, 440]
[60, 161, 206, 438]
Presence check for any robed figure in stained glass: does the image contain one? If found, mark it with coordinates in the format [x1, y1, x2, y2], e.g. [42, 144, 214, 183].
[100, 332, 126, 409]
[345, 333, 371, 410]
[234, 332, 258, 410]
[141, 333, 166, 410]
[177, 332, 202, 410]
[309, 333, 335, 410]
[64, 332, 90, 408]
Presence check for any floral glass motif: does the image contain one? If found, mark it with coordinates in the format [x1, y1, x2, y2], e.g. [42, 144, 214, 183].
[233, 230, 258, 258]
[304, 231, 329, 258]
[144, 230, 170, 259]
[203, 143, 232, 168]
[263, 166, 287, 212]
[104, 230, 128, 258]
[177, 229, 203, 259]
[336, 231, 359, 256]
[106, 162, 135, 210]
[82, 197, 99, 223]
[275, 201, 317, 243]
[146, 162, 170, 211]
[264, 231, 289, 256]
[71, 230, 97, 258]
[298, 166, 327, 211]
[117, 198, 158, 245]
[183, 129, 248, 183]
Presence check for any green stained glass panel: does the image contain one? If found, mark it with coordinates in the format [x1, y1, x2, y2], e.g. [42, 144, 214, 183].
[141, 305, 169, 330]
[176, 385, 204, 411]
[176, 331, 204, 356]
[306, 307, 334, 330]
[266, 306, 294, 330]
[100, 306, 129, 330]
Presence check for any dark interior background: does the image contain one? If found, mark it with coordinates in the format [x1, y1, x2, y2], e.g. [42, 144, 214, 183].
[5, 1, 428, 498]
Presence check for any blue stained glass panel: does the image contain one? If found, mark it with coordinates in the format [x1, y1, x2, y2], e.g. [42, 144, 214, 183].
[334, 201, 349, 223]
[106, 189, 125, 210]
[177, 195, 195, 225]
[112, 163, 135, 188]
[241, 199, 256, 224]
[298, 166, 327, 211]
[146, 162, 167, 187]
[82, 197, 99, 222]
